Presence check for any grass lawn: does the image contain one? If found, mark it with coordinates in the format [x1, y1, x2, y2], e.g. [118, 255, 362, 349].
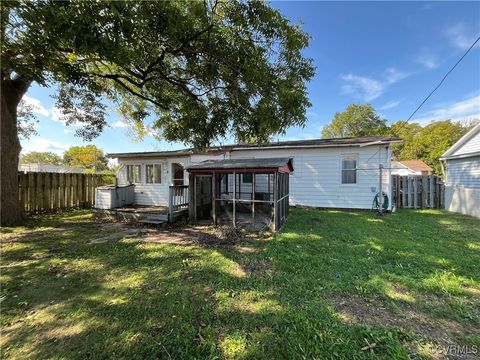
[1, 209, 479, 359]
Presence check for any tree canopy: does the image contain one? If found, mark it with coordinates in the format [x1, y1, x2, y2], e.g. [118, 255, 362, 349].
[20, 151, 62, 165]
[63, 145, 108, 171]
[389, 120, 474, 174]
[1, 0, 314, 225]
[3, 0, 314, 147]
[321, 104, 388, 138]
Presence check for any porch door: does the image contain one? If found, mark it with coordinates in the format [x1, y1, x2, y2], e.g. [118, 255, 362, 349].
[195, 175, 213, 220]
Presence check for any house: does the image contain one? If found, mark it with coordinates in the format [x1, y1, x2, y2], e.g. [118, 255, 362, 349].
[107, 136, 401, 226]
[392, 160, 433, 176]
[19, 163, 85, 174]
[440, 123, 480, 218]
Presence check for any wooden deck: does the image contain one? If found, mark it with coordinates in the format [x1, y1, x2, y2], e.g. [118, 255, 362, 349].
[93, 205, 188, 224]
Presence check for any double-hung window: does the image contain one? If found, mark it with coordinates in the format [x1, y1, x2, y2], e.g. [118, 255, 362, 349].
[146, 164, 162, 184]
[341, 154, 357, 184]
[126, 164, 142, 184]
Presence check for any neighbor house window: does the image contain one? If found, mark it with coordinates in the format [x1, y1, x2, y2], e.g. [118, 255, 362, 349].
[341, 154, 357, 184]
[127, 164, 142, 183]
[242, 173, 253, 183]
[146, 164, 162, 184]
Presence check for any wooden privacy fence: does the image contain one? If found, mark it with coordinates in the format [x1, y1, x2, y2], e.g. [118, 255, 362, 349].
[392, 175, 444, 209]
[18, 172, 111, 213]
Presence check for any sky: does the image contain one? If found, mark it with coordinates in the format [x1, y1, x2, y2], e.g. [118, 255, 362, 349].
[21, 1, 480, 156]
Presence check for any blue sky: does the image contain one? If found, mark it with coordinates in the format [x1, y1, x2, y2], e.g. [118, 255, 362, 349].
[21, 1, 480, 156]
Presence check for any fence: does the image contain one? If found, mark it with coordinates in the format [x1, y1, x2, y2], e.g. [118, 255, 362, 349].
[391, 175, 444, 209]
[169, 185, 189, 220]
[18, 172, 111, 213]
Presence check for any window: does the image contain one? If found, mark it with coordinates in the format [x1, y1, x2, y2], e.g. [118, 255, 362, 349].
[341, 154, 357, 184]
[126, 164, 142, 183]
[242, 173, 253, 183]
[146, 164, 162, 184]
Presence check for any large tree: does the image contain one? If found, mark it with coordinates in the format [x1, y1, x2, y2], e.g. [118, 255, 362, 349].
[20, 151, 62, 165]
[0, 1, 314, 225]
[63, 145, 108, 171]
[321, 103, 388, 138]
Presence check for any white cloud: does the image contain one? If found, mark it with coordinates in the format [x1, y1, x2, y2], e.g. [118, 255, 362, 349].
[21, 138, 71, 155]
[111, 120, 128, 128]
[384, 67, 411, 84]
[340, 67, 410, 102]
[340, 74, 384, 101]
[379, 100, 400, 110]
[444, 23, 477, 49]
[415, 50, 440, 69]
[22, 95, 49, 117]
[63, 129, 75, 135]
[413, 94, 480, 124]
[50, 106, 81, 126]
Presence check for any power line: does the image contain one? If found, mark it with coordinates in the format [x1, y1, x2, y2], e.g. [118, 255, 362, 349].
[406, 35, 480, 122]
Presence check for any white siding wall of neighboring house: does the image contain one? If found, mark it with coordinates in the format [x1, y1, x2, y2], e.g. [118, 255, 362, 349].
[229, 145, 392, 210]
[450, 131, 480, 157]
[444, 156, 480, 218]
[445, 156, 480, 188]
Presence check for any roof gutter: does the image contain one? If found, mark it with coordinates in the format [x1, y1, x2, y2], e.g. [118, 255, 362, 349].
[440, 151, 480, 161]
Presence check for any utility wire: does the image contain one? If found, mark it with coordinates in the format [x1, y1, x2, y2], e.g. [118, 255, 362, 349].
[406, 35, 480, 122]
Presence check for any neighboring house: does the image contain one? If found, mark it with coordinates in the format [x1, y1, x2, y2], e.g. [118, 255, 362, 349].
[440, 123, 480, 218]
[108, 136, 400, 211]
[391, 160, 433, 176]
[19, 163, 85, 173]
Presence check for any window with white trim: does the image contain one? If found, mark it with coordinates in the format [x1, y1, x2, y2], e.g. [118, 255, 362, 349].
[146, 164, 162, 184]
[126, 164, 142, 183]
[341, 154, 357, 184]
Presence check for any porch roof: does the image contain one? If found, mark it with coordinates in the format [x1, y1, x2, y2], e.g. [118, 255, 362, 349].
[186, 157, 293, 174]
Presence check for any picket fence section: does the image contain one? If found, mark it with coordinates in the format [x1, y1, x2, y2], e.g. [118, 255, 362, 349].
[392, 175, 444, 209]
[18, 172, 110, 213]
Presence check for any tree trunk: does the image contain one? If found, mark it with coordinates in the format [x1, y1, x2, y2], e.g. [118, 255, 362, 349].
[1, 78, 31, 226]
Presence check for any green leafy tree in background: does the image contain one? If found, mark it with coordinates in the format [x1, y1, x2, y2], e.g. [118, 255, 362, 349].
[321, 104, 388, 138]
[20, 151, 62, 165]
[1, 0, 314, 225]
[63, 145, 108, 171]
[389, 120, 475, 174]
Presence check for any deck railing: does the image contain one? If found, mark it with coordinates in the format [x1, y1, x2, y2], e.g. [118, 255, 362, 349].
[169, 185, 189, 220]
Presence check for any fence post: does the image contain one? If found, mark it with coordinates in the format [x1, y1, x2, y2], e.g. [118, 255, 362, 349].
[421, 176, 426, 209]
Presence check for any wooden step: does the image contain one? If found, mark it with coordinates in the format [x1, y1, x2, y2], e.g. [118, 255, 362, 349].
[138, 219, 166, 225]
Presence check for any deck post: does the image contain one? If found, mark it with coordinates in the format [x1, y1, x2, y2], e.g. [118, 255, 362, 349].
[252, 173, 255, 231]
[169, 186, 174, 222]
[233, 171, 236, 227]
[273, 171, 278, 232]
[188, 173, 195, 222]
[212, 173, 217, 226]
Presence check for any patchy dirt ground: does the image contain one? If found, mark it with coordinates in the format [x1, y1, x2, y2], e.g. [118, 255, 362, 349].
[330, 293, 479, 360]
[89, 221, 270, 248]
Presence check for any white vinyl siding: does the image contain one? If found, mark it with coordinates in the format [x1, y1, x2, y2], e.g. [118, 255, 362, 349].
[117, 157, 190, 206]
[450, 131, 480, 157]
[115, 145, 392, 210]
[445, 156, 480, 189]
[230, 146, 391, 209]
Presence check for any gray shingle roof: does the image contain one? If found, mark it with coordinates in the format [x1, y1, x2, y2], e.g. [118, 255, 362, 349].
[107, 136, 401, 158]
[186, 158, 293, 172]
